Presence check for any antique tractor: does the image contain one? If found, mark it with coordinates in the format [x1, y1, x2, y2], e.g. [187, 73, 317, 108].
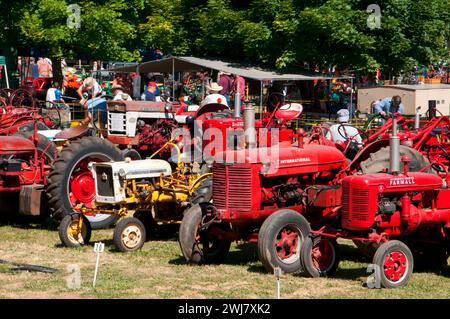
[179, 105, 348, 272]
[300, 117, 450, 288]
[58, 142, 211, 252]
[0, 122, 57, 216]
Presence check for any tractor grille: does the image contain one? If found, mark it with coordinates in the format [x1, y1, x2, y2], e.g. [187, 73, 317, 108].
[212, 164, 253, 211]
[342, 183, 370, 222]
[108, 112, 126, 134]
[95, 166, 114, 197]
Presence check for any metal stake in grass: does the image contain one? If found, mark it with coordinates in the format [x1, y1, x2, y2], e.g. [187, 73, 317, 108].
[274, 267, 283, 299]
[93, 242, 105, 288]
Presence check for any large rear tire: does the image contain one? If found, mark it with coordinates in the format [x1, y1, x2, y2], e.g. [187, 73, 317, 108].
[359, 145, 430, 174]
[47, 136, 123, 229]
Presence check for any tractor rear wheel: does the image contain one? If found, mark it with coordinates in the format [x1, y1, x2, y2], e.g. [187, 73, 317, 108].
[59, 214, 91, 247]
[113, 217, 146, 252]
[179, 203, 231, 264]
[373, 240, 413, 288]
[257, 210, 311, 273]
[300, 235, 340, 277]
[47, 136, 124, 229]
[359, 145, 430, 175]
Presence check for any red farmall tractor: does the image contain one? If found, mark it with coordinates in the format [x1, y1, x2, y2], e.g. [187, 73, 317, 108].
[299, 117, 450, 288]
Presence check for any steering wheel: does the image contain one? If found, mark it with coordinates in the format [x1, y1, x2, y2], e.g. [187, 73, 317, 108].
[425, 108, 443, 118]
[364, 113, 387, 131]
[211, 109, 233, 119]
[40, 104, 62, 129]
[267, 92, 285, 112]
[337, 123, 366, 142]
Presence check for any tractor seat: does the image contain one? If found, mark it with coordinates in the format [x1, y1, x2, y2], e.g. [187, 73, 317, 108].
[275, 103, 303, 121]
[0, 136, 35, 154]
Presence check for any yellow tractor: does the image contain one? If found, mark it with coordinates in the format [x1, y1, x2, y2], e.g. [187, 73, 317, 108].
[58, 142, 211, 252]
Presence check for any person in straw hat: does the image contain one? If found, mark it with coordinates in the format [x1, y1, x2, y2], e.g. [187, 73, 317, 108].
[200, 82, 229, 107]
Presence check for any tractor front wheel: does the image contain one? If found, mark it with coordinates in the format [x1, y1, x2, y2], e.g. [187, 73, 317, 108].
[179, 203, 231, 264]
[113, 217, 146, 252]
[373, 240, 413, 288]
[300, 235, 340, 277]
[59, 214, 92, 247]
[257, 210, 311, 273]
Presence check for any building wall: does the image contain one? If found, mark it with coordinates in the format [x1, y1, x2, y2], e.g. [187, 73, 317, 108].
[358, 87, 450, 115]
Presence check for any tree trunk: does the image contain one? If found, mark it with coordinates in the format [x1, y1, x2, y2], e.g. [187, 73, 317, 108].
[52, 56, 63, 85]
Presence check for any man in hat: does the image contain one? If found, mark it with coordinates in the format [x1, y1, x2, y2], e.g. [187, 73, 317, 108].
[326, 109, 362, 144]
[200, 82, 229, 107]
[143, 81, 160, 101]
[112, 85, 132, 101]
[373, 95, 404, 117]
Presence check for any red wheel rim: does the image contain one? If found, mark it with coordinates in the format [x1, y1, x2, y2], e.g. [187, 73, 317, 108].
[68, 155, 111, 212]
[311, 238, 335, 271]
[275, 227, 299, 263]
[383, 251, 407, 282]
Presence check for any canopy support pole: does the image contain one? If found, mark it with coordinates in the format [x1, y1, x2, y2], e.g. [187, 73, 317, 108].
[172, 58, 175, 99]
[349, 77, 354, 120]
[260, 80, 263, 116]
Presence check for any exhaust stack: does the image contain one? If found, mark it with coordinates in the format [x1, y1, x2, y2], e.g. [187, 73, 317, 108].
[234, 79, 241, 118]
[244, 104, 256, 149]
[390, 116, 400, 174]
[415, 106, 421, 130]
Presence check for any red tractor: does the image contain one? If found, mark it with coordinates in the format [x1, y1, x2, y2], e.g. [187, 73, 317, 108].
[299, 117, 450, 288]
[178, 105, 348, 272]
[0, 122, 57, 217]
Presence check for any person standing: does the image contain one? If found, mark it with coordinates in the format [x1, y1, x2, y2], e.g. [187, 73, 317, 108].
[373, 95, 404, 116]
[37, 57, 52, 77]
[232, 74, 246, 100]
[218, 71, 233, 104]
[143, 81, 160, 101]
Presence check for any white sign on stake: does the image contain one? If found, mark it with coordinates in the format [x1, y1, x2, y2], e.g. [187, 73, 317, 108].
[93, 242, 105, 288]
[274, 267, 283, 299]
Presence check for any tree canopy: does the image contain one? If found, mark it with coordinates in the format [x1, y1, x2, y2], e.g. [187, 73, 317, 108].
[2, 0, 449, 78]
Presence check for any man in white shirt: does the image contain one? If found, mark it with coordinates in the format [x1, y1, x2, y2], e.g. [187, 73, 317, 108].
[111, 86, 132, 101]
[326, 109, 363, 144]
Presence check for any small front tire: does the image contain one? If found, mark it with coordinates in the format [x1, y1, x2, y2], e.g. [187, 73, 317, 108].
[113, 217, 147, 252]
[300, 235, 340, 277]
[373, 240, 414, 288]
[59, 214, 92, 247]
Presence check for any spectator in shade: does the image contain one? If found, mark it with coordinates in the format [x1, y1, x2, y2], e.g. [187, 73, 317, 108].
[143, 81, 160, 101]
[218, 71, 233, 104]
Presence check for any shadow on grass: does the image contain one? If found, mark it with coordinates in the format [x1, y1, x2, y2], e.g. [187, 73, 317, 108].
[168, 242, 259, 267]
[0, 215, 58, 231]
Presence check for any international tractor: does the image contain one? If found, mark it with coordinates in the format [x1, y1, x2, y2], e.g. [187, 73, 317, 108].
[58, 142, 211, 252]
[179, 110, 450, 288]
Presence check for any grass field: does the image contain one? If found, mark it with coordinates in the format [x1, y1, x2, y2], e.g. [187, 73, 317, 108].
[0, 217, 449, 299]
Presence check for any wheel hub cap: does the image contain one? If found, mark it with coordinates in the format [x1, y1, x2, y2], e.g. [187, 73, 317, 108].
[383, 251, 407, 282]
[121, 225, 142, 249]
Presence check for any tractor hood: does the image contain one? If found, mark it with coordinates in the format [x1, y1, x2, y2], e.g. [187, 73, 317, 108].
[214, 144, 346, 176]
[344, 172, 443, 193]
